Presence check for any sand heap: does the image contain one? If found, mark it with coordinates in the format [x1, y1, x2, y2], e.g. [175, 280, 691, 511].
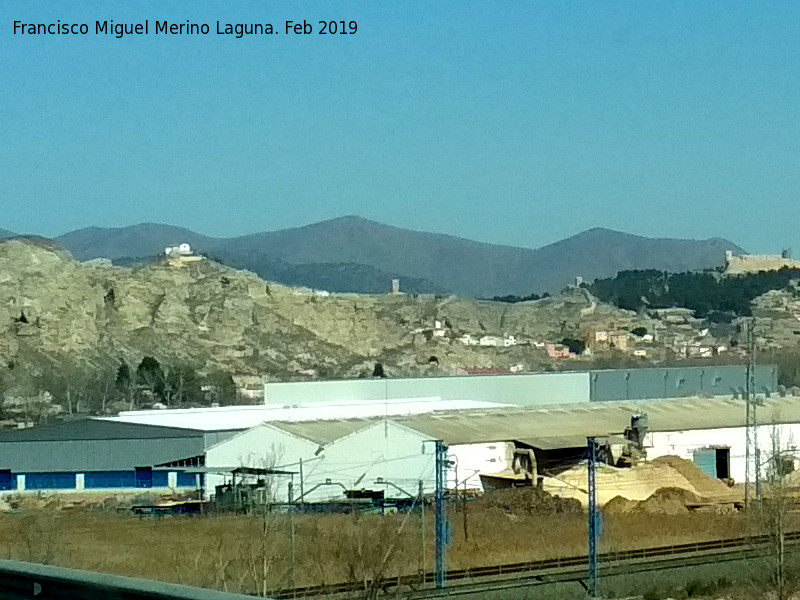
[650, 455, 732, 496]
[542, 456, 740, 510]
[475, 487, 582, 515]
[635, 487, 703, 515]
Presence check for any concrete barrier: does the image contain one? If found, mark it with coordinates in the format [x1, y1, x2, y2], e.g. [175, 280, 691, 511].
[0, 559, 263, 600]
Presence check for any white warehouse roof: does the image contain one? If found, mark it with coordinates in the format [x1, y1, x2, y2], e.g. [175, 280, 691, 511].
[98, 397, 512, 432]
[237, 394, 800, 447]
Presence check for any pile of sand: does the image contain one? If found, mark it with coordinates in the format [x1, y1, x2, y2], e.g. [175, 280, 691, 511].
[476, 487, 582, 515]
[634, 487, 702, 515]
[650, 456, 732, 496]
[602, 495, 638, 515]
[543, 455, 741, 510]
[543, 460, 702, 507]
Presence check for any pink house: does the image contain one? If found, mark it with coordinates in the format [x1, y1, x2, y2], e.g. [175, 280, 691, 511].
[545, 343, 571, 359]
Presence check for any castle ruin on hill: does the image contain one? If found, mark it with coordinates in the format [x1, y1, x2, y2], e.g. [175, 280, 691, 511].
[724, 249, 800, 275]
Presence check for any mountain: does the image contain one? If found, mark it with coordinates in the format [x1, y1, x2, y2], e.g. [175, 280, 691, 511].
[53, 217, 746, 297]
[56, 224, 215, 261]
[0, 237, 654, 388]
[0, 228, 16, 238]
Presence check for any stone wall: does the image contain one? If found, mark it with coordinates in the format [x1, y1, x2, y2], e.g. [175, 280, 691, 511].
[724, 251, 800, 275]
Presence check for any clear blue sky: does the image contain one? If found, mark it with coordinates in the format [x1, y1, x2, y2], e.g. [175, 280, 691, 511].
[2, 1, 798, 253]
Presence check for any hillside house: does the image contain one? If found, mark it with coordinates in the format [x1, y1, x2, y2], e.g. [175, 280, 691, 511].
[545, 344, 571, 359]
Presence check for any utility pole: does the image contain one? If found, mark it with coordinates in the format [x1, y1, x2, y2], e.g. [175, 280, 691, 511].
[587, 437, 599, 599]
[755, 448, 761, 503]
[289, 476, 296, 595]
[299, 458, 305, 512]
[462, 476, 469, 542]
[434, 440, 448, 589]
[745, 318, 757, 509]
[419, 479, 426, 584]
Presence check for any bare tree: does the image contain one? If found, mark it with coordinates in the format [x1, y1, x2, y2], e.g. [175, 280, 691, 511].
[235, 446, 287, 597]
[758, 423, 797, 600]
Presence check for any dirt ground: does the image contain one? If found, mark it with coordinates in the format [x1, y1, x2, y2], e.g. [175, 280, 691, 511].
[0, 457, 775, 596]
[0, 494, 763, 596]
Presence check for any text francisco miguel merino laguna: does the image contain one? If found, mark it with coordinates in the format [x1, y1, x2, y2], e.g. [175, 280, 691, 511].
[13, 19, 358, 38]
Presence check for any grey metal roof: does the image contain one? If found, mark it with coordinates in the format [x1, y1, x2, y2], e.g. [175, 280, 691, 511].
[0, 419, 204, 442]
[0, 420, 207, 473]
[267, 420, 374, 446]
[517, 435, 594, 450]
[258, 395, 800, 448]
[390, 395, 800, 444]
[0, 438, 207, 473]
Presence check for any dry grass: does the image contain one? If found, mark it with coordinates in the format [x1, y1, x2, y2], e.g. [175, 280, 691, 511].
[0, 502, 769, 596]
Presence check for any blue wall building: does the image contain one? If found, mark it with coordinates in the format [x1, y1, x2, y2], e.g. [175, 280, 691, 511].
[0, 420, 209, 493]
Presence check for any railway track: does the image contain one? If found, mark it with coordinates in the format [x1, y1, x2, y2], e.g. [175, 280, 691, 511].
[272, 531, 800, 599]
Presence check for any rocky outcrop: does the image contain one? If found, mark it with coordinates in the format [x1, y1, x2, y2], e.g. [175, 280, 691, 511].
[0, 238, 654, 386]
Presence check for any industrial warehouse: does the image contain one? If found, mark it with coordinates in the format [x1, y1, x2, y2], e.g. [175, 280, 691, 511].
[0, 364, 789, 506]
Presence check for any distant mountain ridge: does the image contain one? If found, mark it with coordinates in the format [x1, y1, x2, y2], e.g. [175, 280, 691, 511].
[51, 217, 744, 297]
[0, 228, 16, 238]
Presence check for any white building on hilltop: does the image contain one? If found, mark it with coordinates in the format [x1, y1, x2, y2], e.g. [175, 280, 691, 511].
[164, 242, 204, 264]
[165, 243, 193, 256]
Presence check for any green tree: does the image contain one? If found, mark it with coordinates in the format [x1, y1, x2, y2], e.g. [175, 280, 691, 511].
[136, 356, 166, 401]
[588, 267, 800, 318]
[162, 363, 202, 406]
[560, 337, 586, 355]
[116, 362, 131, 391]
[35, 361, 88, 415]
[116, 361, 135, 409]
[204, 371, 238, 406]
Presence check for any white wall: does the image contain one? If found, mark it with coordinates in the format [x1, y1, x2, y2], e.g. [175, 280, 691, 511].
[304, 421, 435, 502]
[647, 423, 800, 484]
[264, 372, 590, 407]
[205, 424, 319, 502]
[448, 442, 515, 491]
[204, 420, 518, 502]
[298, 427, 518, 499]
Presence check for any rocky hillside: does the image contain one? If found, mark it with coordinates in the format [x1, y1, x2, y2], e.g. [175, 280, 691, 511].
[0, 238, 659, 391]
[751, 284, 800, 352]
[52, 217, 745, 297]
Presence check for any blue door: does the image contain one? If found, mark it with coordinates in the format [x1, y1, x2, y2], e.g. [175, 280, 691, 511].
[135, 467, 153, 488]
[692, 449, 717, 478]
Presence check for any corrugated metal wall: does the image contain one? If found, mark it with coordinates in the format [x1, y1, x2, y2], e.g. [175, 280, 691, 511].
[84, 471, 136, 489]
[265, 372, 591, 407]
[176, 472, 198, 487]
[589, 365, 777, 402]
[265, 365, 778, 407]
[6, 470, 198, 492]
[25, 473, 76, 490]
